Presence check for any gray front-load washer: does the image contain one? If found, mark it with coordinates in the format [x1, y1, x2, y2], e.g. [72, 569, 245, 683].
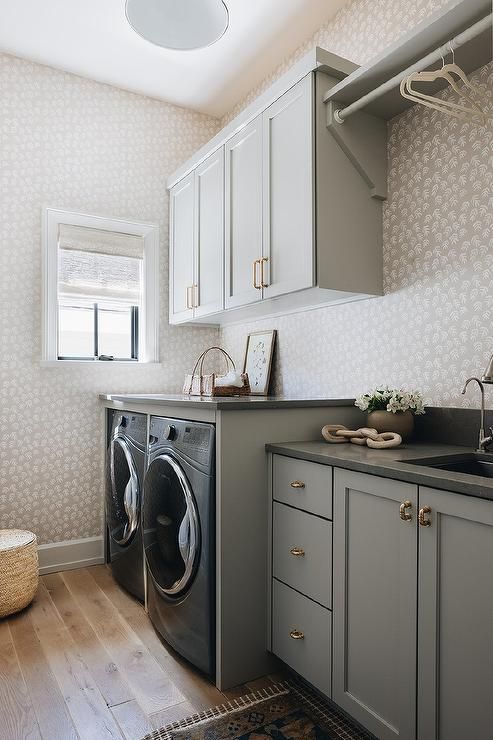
[105, 410, 146, 602]
[143, 416, 215, 677]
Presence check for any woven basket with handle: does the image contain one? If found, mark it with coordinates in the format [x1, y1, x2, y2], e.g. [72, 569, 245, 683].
[0, 529, 39, 618]
[183, 347, 250, 397]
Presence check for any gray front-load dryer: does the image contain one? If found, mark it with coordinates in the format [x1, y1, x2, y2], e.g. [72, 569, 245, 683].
[105, 410, 146, 602]
[144, 416, 215, 678]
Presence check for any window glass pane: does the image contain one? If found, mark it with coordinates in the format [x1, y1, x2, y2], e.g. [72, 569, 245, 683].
[58, 304, 94, 358]
[98, 305, 133, 359]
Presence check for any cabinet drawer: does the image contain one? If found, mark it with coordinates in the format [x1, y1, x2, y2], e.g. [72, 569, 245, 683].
[273, 502, 331, 608]
[273, 455, 332, 518]
[272, 579, 331, 697]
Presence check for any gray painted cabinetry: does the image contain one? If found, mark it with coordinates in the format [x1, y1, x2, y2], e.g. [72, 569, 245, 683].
[333, 469, 417, 740]
[168, 49, 383, 326]
[269, 455, 493, 740]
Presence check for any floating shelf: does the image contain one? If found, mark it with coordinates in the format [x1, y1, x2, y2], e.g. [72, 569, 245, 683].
[324, 0, 492, 121]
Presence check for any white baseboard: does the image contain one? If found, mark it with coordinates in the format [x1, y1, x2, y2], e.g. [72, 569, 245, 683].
[37, 536, 105, 575]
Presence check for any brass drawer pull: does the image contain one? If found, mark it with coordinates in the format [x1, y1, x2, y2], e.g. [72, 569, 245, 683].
[399, 500, 412, 521]
[419, 506, 432, 527]
[260, 257, 269, 288]
[290, 547, 305, 557]
[290, 480, 305, 489]
[289, 629, 305, 640]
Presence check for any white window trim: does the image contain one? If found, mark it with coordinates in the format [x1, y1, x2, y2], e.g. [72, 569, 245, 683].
[42, 208, 160, 363]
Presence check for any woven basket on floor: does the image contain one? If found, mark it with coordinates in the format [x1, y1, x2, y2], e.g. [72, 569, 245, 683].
[0, 529, 39, 618]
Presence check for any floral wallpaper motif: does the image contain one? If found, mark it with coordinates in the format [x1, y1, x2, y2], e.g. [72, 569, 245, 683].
[0, 53, 219, 543]
[1, 0, 492, 545]
[220, 0, 493, 410]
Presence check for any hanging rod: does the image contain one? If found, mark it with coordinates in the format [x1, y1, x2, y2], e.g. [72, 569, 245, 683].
[332, 13, 492, 123]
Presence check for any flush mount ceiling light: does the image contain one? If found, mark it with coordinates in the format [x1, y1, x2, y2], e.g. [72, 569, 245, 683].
[125, 0, 229, 51]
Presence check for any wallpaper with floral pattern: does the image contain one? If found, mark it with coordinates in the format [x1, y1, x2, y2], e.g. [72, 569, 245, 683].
[1, 0, 492, 544]
[0, 54, 219, 543]
[220, 0, 493, 409]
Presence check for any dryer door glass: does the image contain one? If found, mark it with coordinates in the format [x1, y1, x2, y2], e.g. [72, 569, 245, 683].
[106, 436, 140, 546]
[144, 454, 200, 597]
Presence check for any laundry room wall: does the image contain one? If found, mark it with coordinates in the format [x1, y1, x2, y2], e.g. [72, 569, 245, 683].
[0, 53, 219, 545]
[219, 0, 493, 409]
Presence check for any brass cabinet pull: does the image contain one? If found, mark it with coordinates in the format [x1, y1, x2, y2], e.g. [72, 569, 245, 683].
[260, 257, 269, 288]
[252, 259, 261, 289]
[290, 480, 305, 489]
[289, 629, 305, 640]
[399, 500, 412, 521]
[193, 284, 199, 308]
[419, 506, 432, 527]
[186, 286, 192, 309]
[290, 547, 305, 557]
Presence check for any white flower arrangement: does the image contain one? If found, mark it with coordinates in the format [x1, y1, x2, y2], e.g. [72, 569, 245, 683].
[355, 387, 425, 415]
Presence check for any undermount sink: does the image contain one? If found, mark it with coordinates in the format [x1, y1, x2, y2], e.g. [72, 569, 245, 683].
[405, 453, 493, 478]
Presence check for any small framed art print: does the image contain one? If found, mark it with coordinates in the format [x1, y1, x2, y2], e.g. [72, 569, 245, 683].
[243, 330, 277, 396]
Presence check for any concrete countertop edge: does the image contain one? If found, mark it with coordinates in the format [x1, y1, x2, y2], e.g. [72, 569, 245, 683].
[99, 394, 356, 410]
[266, 441, 493, 501]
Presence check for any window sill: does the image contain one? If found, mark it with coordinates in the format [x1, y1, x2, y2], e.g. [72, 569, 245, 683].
[40, 360, 161, 367]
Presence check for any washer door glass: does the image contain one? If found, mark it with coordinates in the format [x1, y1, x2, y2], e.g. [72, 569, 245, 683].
[144, 454, 200, 597]
[106, 436, 140, 546]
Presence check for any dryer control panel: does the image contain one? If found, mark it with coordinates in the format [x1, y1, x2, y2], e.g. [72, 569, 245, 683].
[149, 417, 215, 471]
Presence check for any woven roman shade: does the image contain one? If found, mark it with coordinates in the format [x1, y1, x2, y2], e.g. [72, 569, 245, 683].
[58, 223, 144, 259]
[57, 224, 143, 303]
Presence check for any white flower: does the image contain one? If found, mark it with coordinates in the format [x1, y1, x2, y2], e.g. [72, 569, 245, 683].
[355, 387, 426, 415]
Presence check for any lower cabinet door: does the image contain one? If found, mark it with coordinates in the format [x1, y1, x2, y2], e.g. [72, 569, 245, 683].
[418, 487, 493, 740]
[333, 469, 418, 740]
[272, 579, 331, 696]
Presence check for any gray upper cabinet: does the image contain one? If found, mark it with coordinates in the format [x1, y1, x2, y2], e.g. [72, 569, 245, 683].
[194, 148, 224, 318]
[224, 116, 263, 310]
[169, 150, 224, 324]
[333, 468, 418, 740]
[262, 74, 314, 300]
[168, 48, 383, 326]
[417, 487, 493, 740]
[169, 172, 195, 324]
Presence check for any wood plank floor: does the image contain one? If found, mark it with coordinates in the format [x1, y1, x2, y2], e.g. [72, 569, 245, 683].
[1, 565, 283, 740]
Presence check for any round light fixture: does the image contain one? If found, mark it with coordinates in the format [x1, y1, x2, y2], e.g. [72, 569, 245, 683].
[125, 0, 229, 51]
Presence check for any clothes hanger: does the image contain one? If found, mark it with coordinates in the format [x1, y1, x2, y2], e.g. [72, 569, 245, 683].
[400, 44, 486, 123]
[404, 48, 485, 121]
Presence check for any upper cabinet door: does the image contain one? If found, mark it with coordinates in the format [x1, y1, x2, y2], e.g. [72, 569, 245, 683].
[224, 117, 263, 309]
[169, 173, 194, 324]
[333, 469, 417, 740]
[262, 75, 314, 300]
[194, 148, 224, 318]
[418, 487, 493, 740]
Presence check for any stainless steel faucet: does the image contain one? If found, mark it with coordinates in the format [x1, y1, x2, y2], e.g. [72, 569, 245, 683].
[461, 377, 493, 453]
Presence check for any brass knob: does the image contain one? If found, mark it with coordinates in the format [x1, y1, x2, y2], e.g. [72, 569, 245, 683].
[419, 506, 432, 527]
[399, 500, 412, 521]
[290, 547, 305, 557]
[289, 629, 304, 640]
[290, 480, 305, 489]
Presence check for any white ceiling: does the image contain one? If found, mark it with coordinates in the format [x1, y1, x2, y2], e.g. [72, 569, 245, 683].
[0, 0, 349, 117]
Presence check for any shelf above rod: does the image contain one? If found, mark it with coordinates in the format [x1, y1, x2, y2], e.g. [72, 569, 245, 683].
[331, 13, 492, 123]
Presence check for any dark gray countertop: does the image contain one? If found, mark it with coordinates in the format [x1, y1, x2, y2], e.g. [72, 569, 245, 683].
[266, 440, 493, 500]
[100, 394, 355, 410]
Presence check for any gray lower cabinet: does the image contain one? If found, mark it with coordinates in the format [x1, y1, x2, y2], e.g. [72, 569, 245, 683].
[271, 457, 493, 740]
[417, 487, 493, 740]
[333, 469, 418, 740]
